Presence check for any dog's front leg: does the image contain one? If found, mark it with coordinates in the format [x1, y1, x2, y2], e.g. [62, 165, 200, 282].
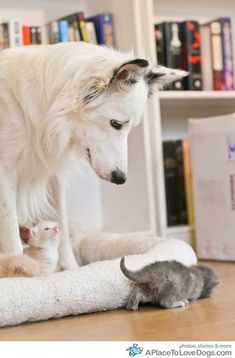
[51, 177, 78, 270]
[0, 164, 23, 254]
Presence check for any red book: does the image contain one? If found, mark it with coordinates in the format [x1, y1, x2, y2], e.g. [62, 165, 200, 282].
[180, 21, 202, 90]
[22, 26, 31, 45]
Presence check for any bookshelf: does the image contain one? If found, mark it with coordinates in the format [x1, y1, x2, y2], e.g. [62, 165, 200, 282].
[150, 0, 235, 244]
[1, 0, 235, 244]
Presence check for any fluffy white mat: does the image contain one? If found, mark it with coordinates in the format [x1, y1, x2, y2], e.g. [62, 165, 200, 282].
[0, 236, 197, 327]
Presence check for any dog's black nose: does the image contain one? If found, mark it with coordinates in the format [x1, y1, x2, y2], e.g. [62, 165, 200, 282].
[111, 170, 126, 185]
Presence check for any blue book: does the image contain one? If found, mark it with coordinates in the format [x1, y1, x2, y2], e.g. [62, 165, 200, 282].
[87, 13, 114, 47]
[58, 20, 69, 42]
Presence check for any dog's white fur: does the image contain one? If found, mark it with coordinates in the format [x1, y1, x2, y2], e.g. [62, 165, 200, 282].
[0, 42, 187, 269]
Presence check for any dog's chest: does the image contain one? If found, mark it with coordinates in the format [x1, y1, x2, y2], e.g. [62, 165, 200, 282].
[17, 176, 57, 226]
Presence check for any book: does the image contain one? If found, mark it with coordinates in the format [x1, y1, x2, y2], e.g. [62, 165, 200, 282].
[86, 22, 97, 44]
[36, 27, 42, 44]
[175, 140, 188, 224]
[79, 20, 89, 42]
[182, 138, 194, 227]
[154, 23, 166, 66]
[210, 21, 223, 90]
[180, 21, 202, 90]
[59, 13, 83, 41]
[58, 20, 69, 42]
[8, 20, 22, 47]
[200, 24, 213, 90]
[0, 24, 4, 49]
[164, 22, 183, 90]
[48, 21, 59, 44]
[87, 13, 114, 47]
[30, 26, 42, 45]
[163, 141, 180, 226]
[163, 140, 188, 226]
[30, 27, 37, 44]
[189, 113, 235, 260]
[68, 23, 76, 41]
[0, 23, 9, 48]
[219, 18, 234, 90]
[231, 18, 235, 89]
[22, 25, 31, 45]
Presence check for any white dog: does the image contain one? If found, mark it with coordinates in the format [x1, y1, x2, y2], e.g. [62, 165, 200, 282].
[0, 42, 186, 269]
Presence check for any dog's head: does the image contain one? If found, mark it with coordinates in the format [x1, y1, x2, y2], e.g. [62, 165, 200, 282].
[70, 57, 187, 184]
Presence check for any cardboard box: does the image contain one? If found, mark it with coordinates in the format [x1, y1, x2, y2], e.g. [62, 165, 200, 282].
[189, 112, 235, 260]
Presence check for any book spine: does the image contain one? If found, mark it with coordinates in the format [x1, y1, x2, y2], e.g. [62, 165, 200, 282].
[220, 18, 234, 90]
[36, 27, 42, 44]
[163, 141, 181, 226]
[200, 24, 213, 91]
[3, 23, 10, 48]
[175, 140, 188, 225]
[77, 12, 86, 41]
[155, 23, 166, 66]
[30, 26, 38, 44]
[88, 14, 114, 47]
[182, 138, 194, 226]
[79, 21, 89, 42]
[58, 20, 69, 42]
[68, 23, 76, 41]
[210, 21, 223, 90]
[164, 22, 183, 90]
[8, 20, 22, 47]
[22, 25, 31, 45]
[181, 21, 202, 90]
[50, 21, 59, 43]
[73, 20, 81, 41]
[231, 18, 235, 90]
[0, 24, 4, 50]
[86, 22, 97, 44]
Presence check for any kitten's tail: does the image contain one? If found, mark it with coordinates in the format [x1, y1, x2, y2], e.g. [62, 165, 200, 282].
[120, 257, 149, 283]
[197, 265, 220, 299]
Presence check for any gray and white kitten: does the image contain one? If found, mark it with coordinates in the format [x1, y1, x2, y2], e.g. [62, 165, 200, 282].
[120, 258, 219, 310]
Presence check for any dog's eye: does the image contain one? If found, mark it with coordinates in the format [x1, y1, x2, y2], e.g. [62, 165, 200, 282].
[110, 120, 123, 130]
[44, 228, 50, 231]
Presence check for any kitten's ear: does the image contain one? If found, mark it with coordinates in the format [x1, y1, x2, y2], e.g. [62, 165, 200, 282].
[111, 59, 149, 91]
[145, 66, 188, 92]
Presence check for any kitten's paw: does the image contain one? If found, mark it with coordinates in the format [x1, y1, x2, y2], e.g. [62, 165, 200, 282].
[126, 303, 139, 311]
[161, 300, 188, 309]
[8, 255, 39, 277]
[173, 300, 188, 308]
[126, 298, 139, 311]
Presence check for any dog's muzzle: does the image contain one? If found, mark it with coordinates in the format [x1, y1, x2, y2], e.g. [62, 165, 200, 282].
[111, 169, 126, 185]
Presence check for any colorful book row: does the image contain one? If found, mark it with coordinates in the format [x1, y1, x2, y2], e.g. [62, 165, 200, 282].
[163, 139, 194, 227]
[0, 21, 41, 49]
[155, 18, 234, 91]
[46, 12, 114, 47]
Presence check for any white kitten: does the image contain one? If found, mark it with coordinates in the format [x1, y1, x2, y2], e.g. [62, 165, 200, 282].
[24, 221, 60, 275]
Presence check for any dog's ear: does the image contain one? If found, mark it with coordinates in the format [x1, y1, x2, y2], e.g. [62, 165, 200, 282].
[111, 59, 149, 91]
[145, 66, 188, 93]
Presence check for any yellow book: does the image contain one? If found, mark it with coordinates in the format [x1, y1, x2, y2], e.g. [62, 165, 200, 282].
[80, 21, 89, 42]
[183, 138, 194, 227]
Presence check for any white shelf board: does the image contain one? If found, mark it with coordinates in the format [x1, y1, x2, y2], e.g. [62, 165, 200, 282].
[158, 91, 235, 100]
[166, 225, 193, 234]
[164, 225, 195, 246]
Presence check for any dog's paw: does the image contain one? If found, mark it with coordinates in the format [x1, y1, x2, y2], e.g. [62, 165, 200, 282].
[59, 248, 78, 270]
[59, 256, 78, 270]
